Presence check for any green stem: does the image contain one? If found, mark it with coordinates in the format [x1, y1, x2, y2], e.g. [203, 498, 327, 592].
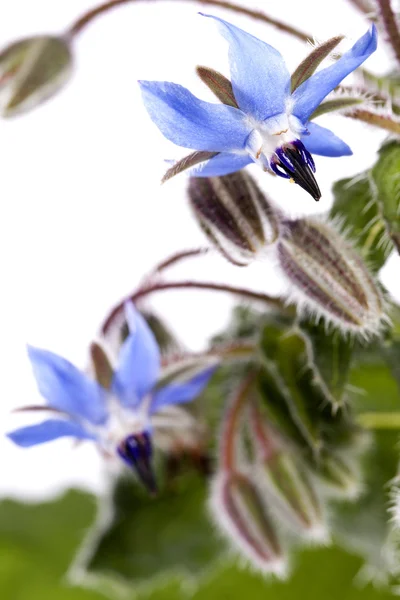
[66, 0, 311, 42]
[345, 107, 400, 134]
[357, 411, 400, 429]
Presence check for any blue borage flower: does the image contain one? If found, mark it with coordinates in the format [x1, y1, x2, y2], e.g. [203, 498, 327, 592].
[7, 304, 217, 494]
[139, 14, 377, 200]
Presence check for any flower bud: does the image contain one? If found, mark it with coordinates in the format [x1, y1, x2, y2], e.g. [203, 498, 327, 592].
[209, 470, 286, 576]
[316, 452, 362, 500]
[276, 217, 386, 336]
[250, 406, 325, 539]
[257, 452, 326, 540]
[188, 172, 280, 266]
[0, 35, 72, 117]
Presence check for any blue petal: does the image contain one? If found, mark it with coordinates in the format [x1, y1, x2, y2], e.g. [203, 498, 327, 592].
[139, 81, 250, 151]
[113, 304, 161, 407]
[292, 25, 377, 122]
[7, 419, 96, 448]
[192, 152, 253, 176]
[302, 122, 352, 157]
[150, 366, 217, 413]
[27, 346, 107, 425]
[202, 14, 290, 121]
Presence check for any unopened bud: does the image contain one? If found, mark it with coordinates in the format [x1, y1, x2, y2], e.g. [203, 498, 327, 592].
[277, 217, 386, 336]
[188, 172, 280, 265]
[0, 35, 72, 117]
[257, 452, 326, 540]
[250, 407, 325, 539]
[317, 452, 362, 500]
[209, 470, 286, 576]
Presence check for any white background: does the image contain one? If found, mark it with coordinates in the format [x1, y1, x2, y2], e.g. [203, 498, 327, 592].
[0, 0, 397, 499]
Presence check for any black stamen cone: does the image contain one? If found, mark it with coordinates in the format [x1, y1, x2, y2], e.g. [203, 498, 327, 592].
[271, 141, 321, 201]
[118, 432, 158, 496]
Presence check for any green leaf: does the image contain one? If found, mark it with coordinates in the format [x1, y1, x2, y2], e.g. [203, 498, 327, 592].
[299, 321, 353, 407]
[0, 490, 103, 600]
[188, 546, 397, 600]
[371, 141, 400, 254]
[331, 175, 391, 272]
[85, 474, 224, 584]
[332, 430, 399, 574]
[259, 323, 357, 459]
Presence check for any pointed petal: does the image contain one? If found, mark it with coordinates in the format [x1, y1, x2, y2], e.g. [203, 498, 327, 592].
[302, 122, 352, 156]
[113, 304, 161, 406]
[202, 14, 291, 121]
[292, 25, 377, 122]
[192, 152, 253, 177]
[150, 366, 216, 413]
[139, 80, 250, 151]
[7, 419, 96, 448]
[27, 346, 107, 425]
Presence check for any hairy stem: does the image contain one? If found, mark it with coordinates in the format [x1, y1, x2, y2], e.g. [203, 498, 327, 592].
[345, 107, 400, 134]
[150, 247, 209, 275]
[358, 411, 400, 428]
[102, 279, 283, 334]
[376, 0, 400, 65]
[66, 0, 311, 42]
[346, 0, 374, 13]
[221, 372, 257, 471]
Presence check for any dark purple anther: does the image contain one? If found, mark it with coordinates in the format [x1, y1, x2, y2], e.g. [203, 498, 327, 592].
[118, 431, 157, 495]
[270, 140, 321, 201]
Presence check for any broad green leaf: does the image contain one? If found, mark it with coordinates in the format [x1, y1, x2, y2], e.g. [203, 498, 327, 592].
[332, 430, 399, 574]
[86, 474, 224, 584]
[331, 176, 391, 271]
[300, 321, 353, 407]
[260, 324, 321, 454]
[259, 323, 356, 458]
[372, 141, 400, 255]
[188, 547, 397, 600]
[0, 490, 103, 600]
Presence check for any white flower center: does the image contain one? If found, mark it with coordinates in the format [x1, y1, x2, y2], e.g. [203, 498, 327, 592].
[244, 110, 306, 169]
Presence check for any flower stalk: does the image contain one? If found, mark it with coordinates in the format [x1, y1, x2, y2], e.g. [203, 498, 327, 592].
[65, 0, 311, 42]
[376, 0, 400, 66]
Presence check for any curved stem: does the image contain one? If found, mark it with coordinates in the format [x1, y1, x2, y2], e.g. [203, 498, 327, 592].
[150, 247, 209, 275]
[357, 411, 400, 429]
[344, 107, 400, 134]
[102, 279, 283, 334]
[66, 0, 311, 42]
[376, 0, 400, 66]
[221, 371, 257, 471]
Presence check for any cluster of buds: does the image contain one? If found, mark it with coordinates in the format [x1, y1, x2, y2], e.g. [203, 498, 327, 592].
[209, 373, 326, 576]
[188, 172, 386, 337]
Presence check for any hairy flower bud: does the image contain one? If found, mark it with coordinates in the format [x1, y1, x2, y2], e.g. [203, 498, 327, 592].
[276, 217, 386, 336]
[209, 470, 286, 576]
[258, 452, 326, 539]
[317, 452, 362, 500]
[0, 35, 72, 117]
[250, 406, 325, 539]
[188, 172, 280, 265]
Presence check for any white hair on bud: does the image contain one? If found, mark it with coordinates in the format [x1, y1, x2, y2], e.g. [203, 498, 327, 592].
[274, 215, 389, 340]
[208, 472, 288, 578]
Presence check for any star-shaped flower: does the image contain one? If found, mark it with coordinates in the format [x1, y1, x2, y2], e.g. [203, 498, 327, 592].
[7, 304, 217, 494]
[139, 14, 377, 200]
